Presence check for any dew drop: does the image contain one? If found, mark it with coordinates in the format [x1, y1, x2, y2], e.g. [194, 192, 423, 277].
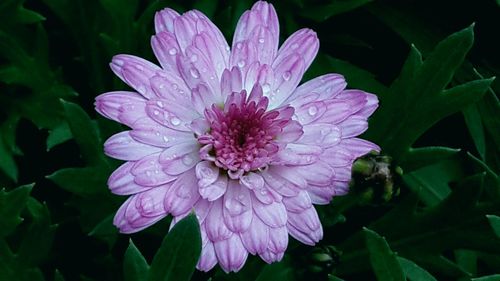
[190, 68, 200, 79]
[156, 101, 164, 107]
[236, 42, 243, 49]
[168, 48, 177, 55]
[182, 155, 194, 165]
[258, 37, 265, 44]
[135, 65, 144, 71]
[153, 110, 160, 115]
[162, 136, 169, 143]
[190, 54, 198, 62]
[262, 83, 271, 94]
[172, 83, 178, 90]
[159, 83, 165, 89]
[282, 71, 291, 81]
[171, 117, 181, 126]
[138, 86, 147, 95]
[237, 60, 246, 68]
[291, 43, 299, 49]
[308, 105, 318, 116]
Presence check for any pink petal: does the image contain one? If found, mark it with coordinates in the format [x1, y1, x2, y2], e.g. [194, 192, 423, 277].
[197, 240, 218, 272]
[298, 123, 341, 147]
[110, 55, 162, 98]
[95, 91, 147, 127]
[104, 131, 163, 161]
[295, 161, 334, 187]
[287, 222, 322, 246]
[199, 175, 227, 202]
[223, 181, 253, 232]
[206, 199, 232, 241]
[113, 185, 170, 233]
[276, 120, 303, 143]
[240, 172, 276, 204]
[282, 190, 312, 213]
[145, 98, 199, 132]
[154, 8, 179, 34]
[248, 25, 275, 65]
[151, 32, 181, 75]
[131, 153, 177, 186]
[269, 53, 305, 108]
[273, 143, 322, 166]
[149, 74, 191, 105]
[159, 142, 200, 175]
[316, 99, 353, 124]
[287, 73, 346, 103]
[173, 15, 197, 52]
[339, 116, 369, 138]
[293, 100, 327, 125]
[163, 169, 200, 216]
[260, 250, 284, 264]
[274, 28, 319, 72]
[108, 162, 153, 195]
[286, 207, 323, 245]
[267, 226, 288, 253]
[338, 138, 380, 158]
[193, 31, 228, 78]
[244, 63, 274, 95]
[233, 1, 279, 59]
[195, 161, 219, 187]
[240, 215, 269, 254]
[129, 117, 195, 148]
[214, 234, 248, 273]
[220, 67, 243, 99]
[252, 196, 287, 228]
[230, 40, 258, 73]
[177, 45, 219, 96]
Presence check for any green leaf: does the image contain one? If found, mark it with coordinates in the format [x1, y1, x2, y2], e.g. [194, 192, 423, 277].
[88, 214, 118, 247]
[363, 228, 405, 281]
[463, 104, 486, 159]
[300, 0, 373, 21]
[0, 184, 33, 236]
[397, 257, 437, 281]
[46, 122, 72, 151]
[47, 166, 108, 196]
[0, 134, 18, 181]
[255, 258, 295, 281]
[54, 269, 65, 281]
[487, 215, 500, 238]
[366, 25, 493, 169]
[404, 146, 461, 171]
[124, 239, 150, 281]
[339, 173, 499, 279]
[17, 197, 57, 266]
[472, 275, 500, 281]
[147, 213, 201, 281]
[61, 100, 106, 165]
[403, 157, 465, 206]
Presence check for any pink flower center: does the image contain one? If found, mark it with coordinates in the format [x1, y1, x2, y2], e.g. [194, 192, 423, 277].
[199, 90, 291, 179]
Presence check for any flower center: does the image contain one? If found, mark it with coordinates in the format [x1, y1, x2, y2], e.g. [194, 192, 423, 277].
[198, 90, 288, 179]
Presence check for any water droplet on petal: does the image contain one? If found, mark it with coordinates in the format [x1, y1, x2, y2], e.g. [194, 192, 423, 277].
[176, 185, 192, 199]
[172, 83, 178, 90]
[138, 86, 147, 95]
[236, 42, 243, 49]
[258, 38, 265, 44]
[162, 136, 169, 143]
[156, 101, 164, 107]
[169, 48, 177, 55]
[225, 199, 245, 216]
[190, 54, 198, 62]
[182, 155, 193, 165]
[291, 43, 299, 49]
[282, 71, 291, 81]
[190, 68, 200, 79]
[153, 110, 160, 115]
[262, 83, 271, 94]
[171, 117, 181, 126]
[238, 60, 246, 68]
[308, 105, 318, 116]
[159, 83, 165, 89]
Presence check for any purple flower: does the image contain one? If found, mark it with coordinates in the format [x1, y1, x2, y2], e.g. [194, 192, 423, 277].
[95, 1, 379, 273]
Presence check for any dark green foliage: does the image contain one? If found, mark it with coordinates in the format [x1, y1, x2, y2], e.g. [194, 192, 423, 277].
[1, 0, 499, 280]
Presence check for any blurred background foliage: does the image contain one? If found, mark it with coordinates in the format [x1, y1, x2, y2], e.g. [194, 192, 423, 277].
[0, 0, 499, 280]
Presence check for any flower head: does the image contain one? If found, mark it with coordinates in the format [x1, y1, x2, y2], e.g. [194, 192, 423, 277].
[95, 1, 379, 273]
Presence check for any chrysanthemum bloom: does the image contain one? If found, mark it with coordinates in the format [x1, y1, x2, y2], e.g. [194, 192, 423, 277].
[95, 1, 379, 272]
